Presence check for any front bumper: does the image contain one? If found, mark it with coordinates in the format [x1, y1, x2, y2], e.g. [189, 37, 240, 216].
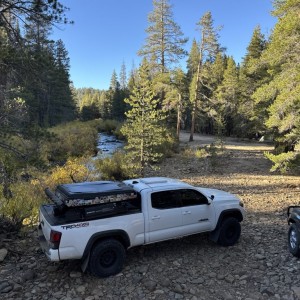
[38, 225, 60, 261]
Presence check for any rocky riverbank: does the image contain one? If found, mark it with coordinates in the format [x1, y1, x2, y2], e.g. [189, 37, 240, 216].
[1, 133, 300, 300]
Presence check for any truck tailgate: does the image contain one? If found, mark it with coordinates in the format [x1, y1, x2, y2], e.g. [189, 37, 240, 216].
[38, 205, 60, 261]
[39, 205, 55, 240]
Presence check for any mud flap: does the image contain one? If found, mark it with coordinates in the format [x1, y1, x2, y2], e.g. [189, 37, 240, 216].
[81, 252, 90, 273]
[209, 226, 221, 243]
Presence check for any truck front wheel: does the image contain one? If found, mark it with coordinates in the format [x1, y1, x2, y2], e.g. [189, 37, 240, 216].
[288, 224, 300, 257]
[217, 217, 241, 246]
[89, 239, 126, 277]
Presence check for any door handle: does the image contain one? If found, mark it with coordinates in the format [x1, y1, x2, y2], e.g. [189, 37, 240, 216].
[182, 211, 191, 215]
[152, 216, 160, 220]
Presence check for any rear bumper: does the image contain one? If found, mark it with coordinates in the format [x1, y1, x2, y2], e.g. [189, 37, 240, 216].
[38, 225, 60, 261]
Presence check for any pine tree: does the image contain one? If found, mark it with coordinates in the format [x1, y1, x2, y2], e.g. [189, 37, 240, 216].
[108, 70, 126, 120]
[120, 59, 167, 177]
[119, 61, 127, 91]
[189, 11, 222, 141]
[204, 53, 226, 134]
[164, 68, 188, 137]
[239, 26, 268, 136]
[243, 25, 266, 65]
[253, 0, 300, 171]
[138, 0, 188, 73]
[50, 39, 75, 125]
[186, 39, 200, 81]
[214, 57, 239, 135]
[0, 0, 70, 42]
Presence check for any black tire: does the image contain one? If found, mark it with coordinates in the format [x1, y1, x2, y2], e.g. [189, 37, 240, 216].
[88, 239, 126, 277]
[217, 217, 241, 246]
[288, 224, 300, 257]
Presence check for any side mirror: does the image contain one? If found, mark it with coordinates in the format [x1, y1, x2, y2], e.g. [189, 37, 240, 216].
[207, 196, 213, 205]
[210, 195, 215, 200]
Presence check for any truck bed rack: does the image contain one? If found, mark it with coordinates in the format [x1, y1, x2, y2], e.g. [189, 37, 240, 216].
[45, 181, 141, 218]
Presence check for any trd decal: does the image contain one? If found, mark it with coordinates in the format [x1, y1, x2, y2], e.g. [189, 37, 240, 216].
[61, 222, 89, 230]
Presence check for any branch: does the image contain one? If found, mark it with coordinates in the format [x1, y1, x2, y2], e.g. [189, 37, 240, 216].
[0, 141, 26, 159]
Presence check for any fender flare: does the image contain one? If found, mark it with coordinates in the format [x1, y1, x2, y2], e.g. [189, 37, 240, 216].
[209, 209, 243, 242]
[81, 230, 130, 272]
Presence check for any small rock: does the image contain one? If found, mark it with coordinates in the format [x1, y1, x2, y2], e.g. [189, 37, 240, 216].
[173, 284, 183, 294]
[0, 249, 8, 262]
[191, 277, 204, 284]
[208, 272, 217, 278]
[0, 281, 13, 293]
[47, 265, 59, 272]
[220, 291, 233, 300]
[174, 293, 184, 299]
[260, 286, 274, 296]
[160, 278, 171, 287]
[292, 286, 300, 298]
[13, 283, 22, 292]
[225, 275, 235, 284]
[137, 265, 148, 274]
[255, 254, 265, 260]
[143, 280, 156, 292]
[70, 271, 82, 278]
[76, 285, 86, 293]
[173, 260, 181, 267]
[22, 269, 36, 281]
[189, 288, 197, 295]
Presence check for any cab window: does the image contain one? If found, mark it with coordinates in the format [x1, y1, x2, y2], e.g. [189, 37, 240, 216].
[179, 189, 208, 206]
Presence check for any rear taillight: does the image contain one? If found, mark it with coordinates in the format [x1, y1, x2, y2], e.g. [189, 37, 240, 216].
[50, 230, 62, 249]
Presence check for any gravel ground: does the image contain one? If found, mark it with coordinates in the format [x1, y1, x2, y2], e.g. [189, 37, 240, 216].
[1, 133, 300, 300]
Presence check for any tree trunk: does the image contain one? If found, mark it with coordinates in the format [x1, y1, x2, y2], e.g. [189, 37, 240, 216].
[189, 32, 204, 142]
[189, 101, 196, 141]
[176, 93, 181, 138]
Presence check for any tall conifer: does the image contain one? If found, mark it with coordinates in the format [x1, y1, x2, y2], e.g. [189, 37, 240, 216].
[138, 0, 188, 73]
[121, 59, 167, 177]
[189, 11, 222, 141]
[253, 0, 300, 171]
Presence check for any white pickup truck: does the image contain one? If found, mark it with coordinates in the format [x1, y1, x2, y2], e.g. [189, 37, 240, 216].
[38, 177, 245, 277]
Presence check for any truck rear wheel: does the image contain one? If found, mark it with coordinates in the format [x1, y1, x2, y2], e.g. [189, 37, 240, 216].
[288, 224, 300, 257]
[88, 239, 126, 277]
[217, 217, 241, 246]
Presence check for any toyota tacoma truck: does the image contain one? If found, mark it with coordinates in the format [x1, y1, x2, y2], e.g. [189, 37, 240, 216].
[38, 177, 245, 277]
[287, 206, 300, 257]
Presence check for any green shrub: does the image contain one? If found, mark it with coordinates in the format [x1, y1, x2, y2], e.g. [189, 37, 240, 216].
[44, 120, 98, 164]
[112, 124, 125, 140]
[155, 131, 178, 159]
[44, 156, 98, 189]
[181, 145, 208, 159]
[93, 119, 122, 134]
[95, 151, 134, 180]
[214, 137, 225, 152]
[195, 147, 208, 158]
[264, 151, 300, 173]
[208, 143, 219, 169]
[0, 180, 44, 228]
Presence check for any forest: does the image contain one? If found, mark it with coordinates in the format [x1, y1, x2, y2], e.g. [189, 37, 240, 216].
[0, 0, 299, 227]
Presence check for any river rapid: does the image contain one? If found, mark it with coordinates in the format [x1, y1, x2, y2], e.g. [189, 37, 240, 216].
[96, 132, 124, 158]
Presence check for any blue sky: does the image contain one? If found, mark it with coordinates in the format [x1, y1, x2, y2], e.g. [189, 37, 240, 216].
[52, 0, 277, 90]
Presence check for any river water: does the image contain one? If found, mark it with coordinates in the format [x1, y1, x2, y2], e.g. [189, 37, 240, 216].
[96, 133, 124, 158]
